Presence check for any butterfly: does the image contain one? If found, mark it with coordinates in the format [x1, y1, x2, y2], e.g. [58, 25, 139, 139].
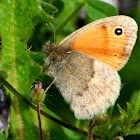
[43, 15, 138, 119]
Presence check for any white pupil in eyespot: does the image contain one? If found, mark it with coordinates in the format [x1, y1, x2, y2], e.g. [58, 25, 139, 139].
[115, 28, 123, 35]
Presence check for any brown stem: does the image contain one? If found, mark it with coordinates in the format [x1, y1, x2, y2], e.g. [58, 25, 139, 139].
[88, 119, 95, 140]
[37, 103, 43, 140]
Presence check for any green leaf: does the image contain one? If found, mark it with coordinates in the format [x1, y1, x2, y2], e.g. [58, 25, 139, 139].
[0, 0, 53, 139]
[133, 120, 140, 129]
[127, 103, 133, 116]
[125, 124, 140, 136]
[0, 133, 6, 140]
[85, 0, 118, 20]
[126, 103, 133, 124]
[117, 104, 128, 118]
[132, 91, 140, 118]
[0, 71, 8, 79]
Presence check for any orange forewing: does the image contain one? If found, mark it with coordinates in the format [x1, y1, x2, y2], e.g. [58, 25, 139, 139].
[70, 23, 128, 71]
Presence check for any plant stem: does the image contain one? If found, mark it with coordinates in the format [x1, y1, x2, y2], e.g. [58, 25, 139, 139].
[37, 102, 43, 140]
[88, 119, 95, 140]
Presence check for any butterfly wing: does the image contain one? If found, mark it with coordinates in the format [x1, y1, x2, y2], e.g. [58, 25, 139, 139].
[58, 16, 138, 71]
[47, 52, 120, 119]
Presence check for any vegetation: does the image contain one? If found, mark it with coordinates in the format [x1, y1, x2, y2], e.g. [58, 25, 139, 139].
[0, 0, 140, 139]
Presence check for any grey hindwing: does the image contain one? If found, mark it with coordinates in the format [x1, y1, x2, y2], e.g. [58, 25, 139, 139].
[47, 52, 95, 103]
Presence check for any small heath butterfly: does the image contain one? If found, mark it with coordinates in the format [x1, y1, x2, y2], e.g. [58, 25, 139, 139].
[43, 16, 138, 119]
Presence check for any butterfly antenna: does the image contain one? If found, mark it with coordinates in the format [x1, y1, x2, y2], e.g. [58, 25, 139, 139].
[45, 22, 56, 44]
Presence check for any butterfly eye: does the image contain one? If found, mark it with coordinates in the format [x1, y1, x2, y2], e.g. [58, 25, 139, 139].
[115, 28, 123, 35]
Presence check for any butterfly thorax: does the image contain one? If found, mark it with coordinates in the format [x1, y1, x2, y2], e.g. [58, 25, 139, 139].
[43, 41, 71, 71]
